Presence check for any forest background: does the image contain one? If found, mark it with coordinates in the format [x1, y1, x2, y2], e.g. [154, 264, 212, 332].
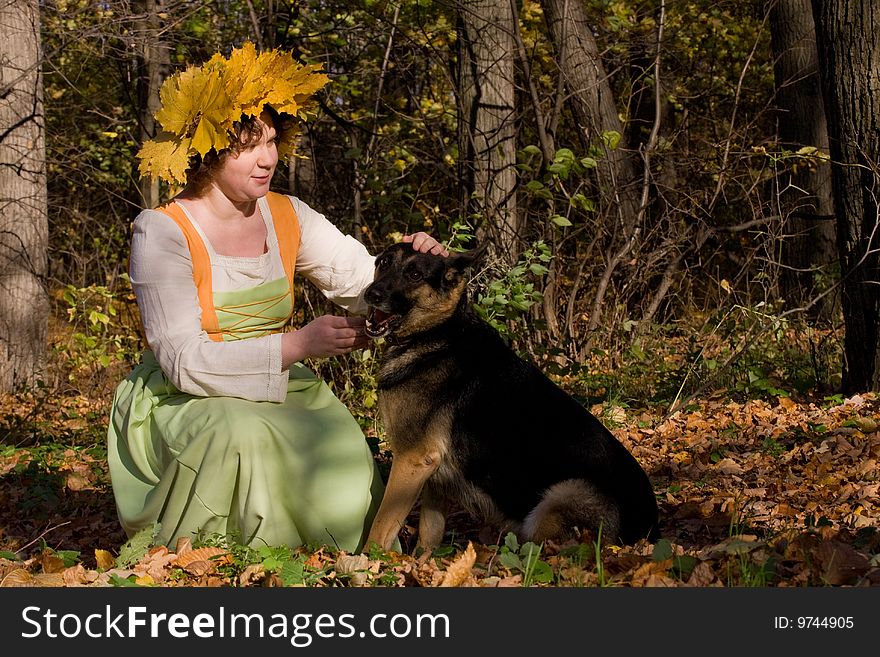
[0, 0, 878, 588]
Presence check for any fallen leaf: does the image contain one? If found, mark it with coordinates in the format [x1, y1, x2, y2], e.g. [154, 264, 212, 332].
[239, 564, 266, 587]
[815, 540, 870, 586]
[335, 554, 370, 575]
[715, 458, 744, 475]
[95, 549, 115, 571]
[439, 542, 476, 587]
[778, 396, 796, 412]
[174, 536, 193, 556]
[0, 568, 34, 587]
[62, 564, 90, 587]
[31, 573, 65, 587]
[686, 562, 718, 587]
[172, 547, 230, 569]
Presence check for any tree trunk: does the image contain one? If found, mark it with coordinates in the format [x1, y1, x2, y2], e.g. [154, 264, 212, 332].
[134, 0, 170, 209]
[812, 0, 880, 392]
[0, 0, 49, 392]
[771, 0, 835, 314]
[456, 0, 519, 263]
[540, 0, 640, 229]
[540, 0, 645, 339]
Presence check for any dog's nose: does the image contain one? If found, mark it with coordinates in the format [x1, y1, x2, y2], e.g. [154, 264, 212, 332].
[364, 284, 381, 305]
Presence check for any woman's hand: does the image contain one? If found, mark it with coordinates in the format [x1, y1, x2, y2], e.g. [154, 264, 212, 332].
[282, 315, 369, 366]
[402, 232, 449, 256]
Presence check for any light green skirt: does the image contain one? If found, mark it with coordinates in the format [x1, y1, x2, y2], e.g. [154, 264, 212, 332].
[107, 352, 386, 552]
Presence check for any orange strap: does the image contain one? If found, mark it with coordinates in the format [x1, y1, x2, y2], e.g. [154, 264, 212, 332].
[266, 191, 300, 292]
[156, 192, 300, 341]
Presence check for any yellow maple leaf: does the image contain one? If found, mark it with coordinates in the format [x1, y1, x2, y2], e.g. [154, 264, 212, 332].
[276, 123, 302, 161]
[220, 41, 269, 118]
[267, 60, 329, 118]
[136, 42, 330, 183]
[136, 133, 193, 184]
[155, 65, 233, 155]
[224, 45, 329, 122]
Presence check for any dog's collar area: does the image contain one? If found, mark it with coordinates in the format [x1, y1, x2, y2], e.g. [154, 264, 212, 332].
[384, 333, 411, 347]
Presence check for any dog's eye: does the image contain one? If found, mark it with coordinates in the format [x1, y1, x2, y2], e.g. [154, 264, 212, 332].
[376, 255, 389, 269]
[407, 268, 422, 281]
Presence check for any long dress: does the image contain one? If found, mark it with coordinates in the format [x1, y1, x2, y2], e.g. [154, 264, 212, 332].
[106, 192, 387, 552]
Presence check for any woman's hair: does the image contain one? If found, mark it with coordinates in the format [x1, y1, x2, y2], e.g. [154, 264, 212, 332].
[184, 106, 286, 195]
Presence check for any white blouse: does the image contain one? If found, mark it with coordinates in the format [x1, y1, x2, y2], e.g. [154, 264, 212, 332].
[129, 195, 375, 403]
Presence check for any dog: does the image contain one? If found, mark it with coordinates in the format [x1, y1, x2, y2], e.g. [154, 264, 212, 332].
[362, 242, 659, 553]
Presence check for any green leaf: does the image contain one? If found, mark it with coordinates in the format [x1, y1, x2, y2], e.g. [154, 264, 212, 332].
[520, 542, 542, 561]
[498, 551, 522, 571]
[572, 193, 596, 212]
[528, 559, 554, 584]
[601, 130, 621, 150]
[651, 538, 674, 562]
[0, 550, 20, 561]
[262, 556, 282, 571]
[551, 215, 573, 227]
[279, 558, 306, 586]
[579, 156, 598, 169]
[116, 523, 160, 568]
[54, 549, 81, 568]
[673, 555, 698, 578]
[109, 573, 145, 587]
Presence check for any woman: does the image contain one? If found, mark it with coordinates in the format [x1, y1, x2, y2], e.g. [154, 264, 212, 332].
[107, 44, 446, 552]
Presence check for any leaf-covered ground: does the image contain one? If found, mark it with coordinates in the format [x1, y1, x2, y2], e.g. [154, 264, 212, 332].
[2, 383, 878, 588]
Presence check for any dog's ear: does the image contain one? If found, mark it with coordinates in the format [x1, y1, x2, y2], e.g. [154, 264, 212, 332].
[444, 242, 488, 284]
[450, 242, 489, 269]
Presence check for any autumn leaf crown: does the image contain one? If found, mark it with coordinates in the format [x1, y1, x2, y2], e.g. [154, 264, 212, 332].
[136, 42, 329, 185]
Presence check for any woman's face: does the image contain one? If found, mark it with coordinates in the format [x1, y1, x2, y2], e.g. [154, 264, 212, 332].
[212, 111, 279, 203]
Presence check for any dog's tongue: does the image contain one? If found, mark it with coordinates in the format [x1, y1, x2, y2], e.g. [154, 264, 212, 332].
[372, 308, 392, 323]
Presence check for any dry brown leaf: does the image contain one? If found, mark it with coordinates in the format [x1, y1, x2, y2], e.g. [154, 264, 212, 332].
[698, 535, 760, 560]
[715, 458, 744, 475]
[172, 546, 230, 569]
[65, 472, 92, 491]
[136, 547, 179, 582]
[31, 573, 65, 587]
[644, 573, 678, 587]
[336, 554, 372, 587]
[439, 542, 476, 587]
[815, 540, 870, 586]
[239, 564, 266, 587]
[175, 536, 193, 556]
[686, 562, 718, 587]
[485, 574, 522, 587]
[335, 554, 370, 574]
[180, 560, 214, 577]
[62, 564, 91, 587]
[40, 551, 67, 574]
[0, 568, 34, 587]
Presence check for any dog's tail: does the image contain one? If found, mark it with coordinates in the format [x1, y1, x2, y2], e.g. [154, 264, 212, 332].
[520, 479, 621, 545]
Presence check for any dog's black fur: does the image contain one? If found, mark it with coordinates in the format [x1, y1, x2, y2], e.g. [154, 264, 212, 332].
[362, 243, 659, 551]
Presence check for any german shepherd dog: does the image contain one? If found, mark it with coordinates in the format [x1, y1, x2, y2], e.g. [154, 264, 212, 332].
[362, 243, 659, 552]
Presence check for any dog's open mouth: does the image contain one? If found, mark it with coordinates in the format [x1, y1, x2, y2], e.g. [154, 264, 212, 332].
[365, 307, 400, 338]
